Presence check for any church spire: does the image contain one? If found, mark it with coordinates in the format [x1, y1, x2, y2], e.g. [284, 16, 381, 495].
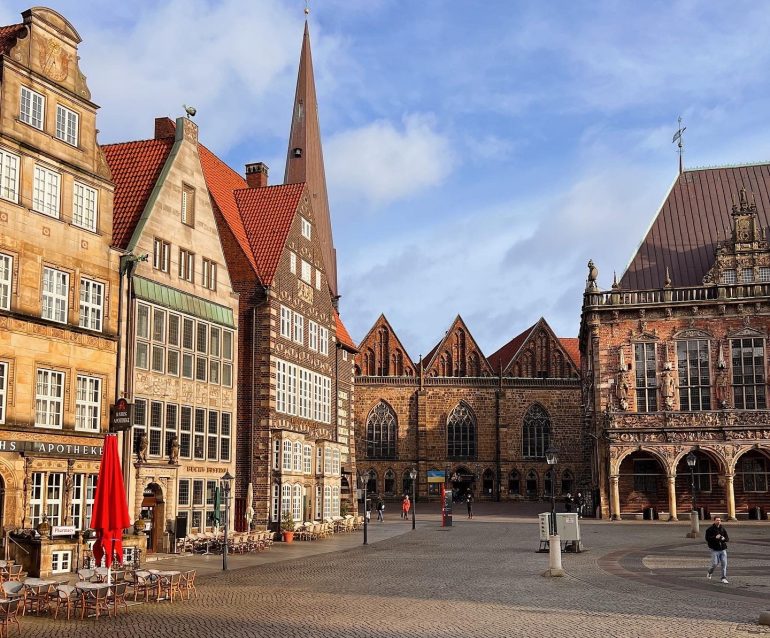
[284, 20, 338, 299]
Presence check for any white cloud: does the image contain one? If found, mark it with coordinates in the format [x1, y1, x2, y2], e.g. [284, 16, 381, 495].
[325, 114, 455, 207]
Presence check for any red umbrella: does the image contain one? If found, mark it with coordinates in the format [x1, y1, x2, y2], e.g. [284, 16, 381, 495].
[90, 434, 131, 570]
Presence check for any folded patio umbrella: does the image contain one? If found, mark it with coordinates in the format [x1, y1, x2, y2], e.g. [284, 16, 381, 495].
[90, 434, 131, 577]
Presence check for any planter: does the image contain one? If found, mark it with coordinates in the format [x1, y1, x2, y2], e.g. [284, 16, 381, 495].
[282, 531, 294, 543]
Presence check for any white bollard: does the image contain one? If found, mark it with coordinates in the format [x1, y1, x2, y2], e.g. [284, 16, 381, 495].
[686, 510, 700, 538]
[545, 534, 565, 577]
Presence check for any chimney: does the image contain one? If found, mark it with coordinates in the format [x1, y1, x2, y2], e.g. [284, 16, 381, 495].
[154, 117, 176, 139]
[245, 162, 269, 188]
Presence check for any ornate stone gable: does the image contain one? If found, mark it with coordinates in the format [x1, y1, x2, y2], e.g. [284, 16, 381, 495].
[423, 315, 494, 378]
[355, 314, 415, 377]
[506, 318, 579, 379]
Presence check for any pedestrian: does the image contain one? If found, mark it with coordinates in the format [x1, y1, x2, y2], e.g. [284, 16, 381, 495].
[466, 492, 473, 519]
[576, 492, 585, 519]
[705, 516, 729, 584]
[376, 499, 384, 522]
[564, 492, 573, 513]
[402, 494, 411, 520]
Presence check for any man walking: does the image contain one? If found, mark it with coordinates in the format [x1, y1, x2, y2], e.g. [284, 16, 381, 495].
[705, 516, 729, 584]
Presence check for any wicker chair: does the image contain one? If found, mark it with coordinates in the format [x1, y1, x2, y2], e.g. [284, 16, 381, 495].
[108, 582, 128, 616]
[0, 599, 21, 637]
[80, 585, 110, 620]
[52, 585, 81, 621]
[180, 570, 197, 600]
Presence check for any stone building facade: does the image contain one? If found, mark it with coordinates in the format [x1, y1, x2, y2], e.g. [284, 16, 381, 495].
[354, 315, 587, 504]
[0, 7, 118, 551]
[103, 116, 239, 550]
[581, 166, 770, 521]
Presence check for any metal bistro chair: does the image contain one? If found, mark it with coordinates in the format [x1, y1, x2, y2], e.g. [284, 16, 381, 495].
[23, 583, 54, 616]
[0, 599, 21, 637]
[53, 585, 81, 621]
[80, 584, 110, 620]
[108, 582, 128, 616]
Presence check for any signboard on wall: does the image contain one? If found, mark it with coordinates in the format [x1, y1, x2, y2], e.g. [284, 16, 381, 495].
[427, 470, 445, 484]
[109, 398, 133, 432]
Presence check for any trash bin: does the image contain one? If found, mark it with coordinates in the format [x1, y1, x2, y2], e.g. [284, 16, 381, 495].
[749, 506, 763, 520]
[643, 506, 656, 520]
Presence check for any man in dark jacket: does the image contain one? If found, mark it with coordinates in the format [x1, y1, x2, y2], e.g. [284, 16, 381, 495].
[705, 517, 729, 584]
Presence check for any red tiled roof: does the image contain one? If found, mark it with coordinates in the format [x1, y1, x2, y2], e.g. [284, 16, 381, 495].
[487, 323, 535, 373]
[335, 311, 357, 351]
[0, 24, 25, 54]
[103, 138, 174, 249]
[198, 145, 259, 275]
[234, 183, 306, 286]
[621, 163, 770, 289]
[559, 337, 580, 369]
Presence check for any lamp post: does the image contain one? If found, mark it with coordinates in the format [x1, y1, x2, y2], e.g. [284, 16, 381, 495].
[686, 452, 699, 538]
[545, 447, 558, 536]
[409, 467, 417, 531]
[220, 471, 233, 570]
[360, 471, 370, 546]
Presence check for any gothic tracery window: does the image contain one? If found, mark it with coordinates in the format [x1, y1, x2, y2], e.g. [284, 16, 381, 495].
[522, 403, 551, 459]
[366, 401, 397, 459]
[447, 402, 476, 459]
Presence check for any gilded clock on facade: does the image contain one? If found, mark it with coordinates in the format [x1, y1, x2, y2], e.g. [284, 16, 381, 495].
[38, 38, 70, 82]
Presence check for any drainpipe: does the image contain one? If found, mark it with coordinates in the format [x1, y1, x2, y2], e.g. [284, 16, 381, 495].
[496, 365, 502, 502]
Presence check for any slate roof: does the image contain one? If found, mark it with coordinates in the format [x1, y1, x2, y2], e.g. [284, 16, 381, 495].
[102, 138, 174, 249]
[0, 24, 25, 54]
[233, 183, 306, 286]
[621, 163, 770, 290]
[335, 311, 357, 351]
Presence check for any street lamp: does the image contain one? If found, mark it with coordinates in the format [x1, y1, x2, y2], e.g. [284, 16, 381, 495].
[686, 451, 699, 538]
[220, 471, 233, 571]
[409, 467, 417, 531]
[359, 471, 371, 546]
[545, 447, 558, 536]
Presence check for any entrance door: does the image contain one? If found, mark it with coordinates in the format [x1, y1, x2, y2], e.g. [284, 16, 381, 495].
[450, 467, 474, 502]
[141, 483, 166, 554]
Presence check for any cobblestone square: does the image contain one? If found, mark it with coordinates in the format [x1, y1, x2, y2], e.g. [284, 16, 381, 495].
[15, 505, 770, 637]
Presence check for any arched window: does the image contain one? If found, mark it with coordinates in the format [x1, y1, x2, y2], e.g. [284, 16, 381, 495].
[482, 469, 494, 497]
[293, 442, 302, 472]
[468, 352, 480, 377]
[525, 470, 538, 497]
[292, 484, 302, 521]
[366, 402, 397, 459]
[522, 404, 551, 459]
[366, 470, 377, 495]
[402, 470, 414, 496]
[447, 402, 476, 459]
[508, 470, 520, 495]
[365, 348, 375, 376]
[561, 470, 574, 495]
[544, 469, 554, 496]
[384, 469, 396, 496]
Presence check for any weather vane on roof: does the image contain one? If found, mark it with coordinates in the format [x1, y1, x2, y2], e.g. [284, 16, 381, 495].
[305, 0, 310, 16]
[672, 116, 686, 175]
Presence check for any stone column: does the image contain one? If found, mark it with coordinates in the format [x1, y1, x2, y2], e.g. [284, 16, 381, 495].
[667, 475, 678, 521]
[726, 473, 736, 521]
[610, 475, 621, 520]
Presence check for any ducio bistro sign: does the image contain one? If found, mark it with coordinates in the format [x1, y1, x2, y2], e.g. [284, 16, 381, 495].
[0, 440, 104, 458]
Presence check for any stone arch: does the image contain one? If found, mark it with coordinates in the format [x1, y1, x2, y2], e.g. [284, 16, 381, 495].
[383, 469, 396, 496]
[673, 448, 722, 513]
[525, 468, 539, 498]
[729, 443, 770, 474]
[508, 469, 521, 496]
[610, 445, 670, 476]
[617, 449, 667, 514]
[731, 445, 770, 516]
[672, 446, 728, 476]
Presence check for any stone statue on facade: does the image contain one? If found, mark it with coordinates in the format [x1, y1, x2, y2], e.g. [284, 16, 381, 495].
[169, 434, 180, 465]
[661, 363, 676, 411]
[616, 372, 630, 411]
[137, 432, 148, 464]
[586, 260, 599, 291]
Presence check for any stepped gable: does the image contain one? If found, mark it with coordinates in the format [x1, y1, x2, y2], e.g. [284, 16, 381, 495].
[488, 317, 578, 378]
[284, 22, 337, 298]
[422, 315, 493, 378]
[335, 311, 357, 352]
[621, 163, 770, 290]
[356, 314, 415, 376]
[233, 183, 306, 287]
[102, 138, 174, 249]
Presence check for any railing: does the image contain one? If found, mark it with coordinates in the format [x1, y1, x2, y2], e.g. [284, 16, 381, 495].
[584, 282, 770, 308]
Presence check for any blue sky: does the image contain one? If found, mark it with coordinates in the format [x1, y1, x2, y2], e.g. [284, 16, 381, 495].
[7, 1, 770, 359]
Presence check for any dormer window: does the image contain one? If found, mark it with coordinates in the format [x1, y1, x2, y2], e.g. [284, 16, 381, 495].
[742, 268, 754, 283]
[301, 217, 311, 240]
[722, 269, 736, 285]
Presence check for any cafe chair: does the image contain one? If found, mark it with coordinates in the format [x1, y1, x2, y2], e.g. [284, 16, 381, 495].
[108, 582, 128, 616]
[53, 586, 81, 621]
[80, 585, 110, 620]
[180, 570, 196, 600]
[0, 599, 21, 637]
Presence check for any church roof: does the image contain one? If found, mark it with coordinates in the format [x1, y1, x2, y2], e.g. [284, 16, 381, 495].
[621, 163, 770, 290]
[487, 323, 536, 373]
[284, 22, 337, 299]
[102, 138, 174, 249]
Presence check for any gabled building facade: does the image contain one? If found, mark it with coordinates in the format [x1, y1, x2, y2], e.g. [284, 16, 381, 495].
[104, 116, 239, 550]
[581, 164, 770, 521]
[0, 8, 119, 546]
[207, 22, 357, 528]
[354, 315, 586, 504]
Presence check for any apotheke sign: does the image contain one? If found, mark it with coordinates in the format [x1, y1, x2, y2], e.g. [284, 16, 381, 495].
[0, 440, 104, 458]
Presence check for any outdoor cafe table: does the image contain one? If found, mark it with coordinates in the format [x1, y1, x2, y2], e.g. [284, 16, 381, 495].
[75, 582, 108, 590]
[24, 579, 56, 615]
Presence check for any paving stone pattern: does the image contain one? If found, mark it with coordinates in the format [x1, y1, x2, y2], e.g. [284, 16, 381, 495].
[17, 505, 770, 637]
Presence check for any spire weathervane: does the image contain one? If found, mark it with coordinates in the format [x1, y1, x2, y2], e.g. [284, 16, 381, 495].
[304, 0, 310, 16]
[672, 116, 686, 175]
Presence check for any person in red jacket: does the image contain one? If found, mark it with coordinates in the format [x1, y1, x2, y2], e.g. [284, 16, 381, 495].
[402, 495, 411, 520]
